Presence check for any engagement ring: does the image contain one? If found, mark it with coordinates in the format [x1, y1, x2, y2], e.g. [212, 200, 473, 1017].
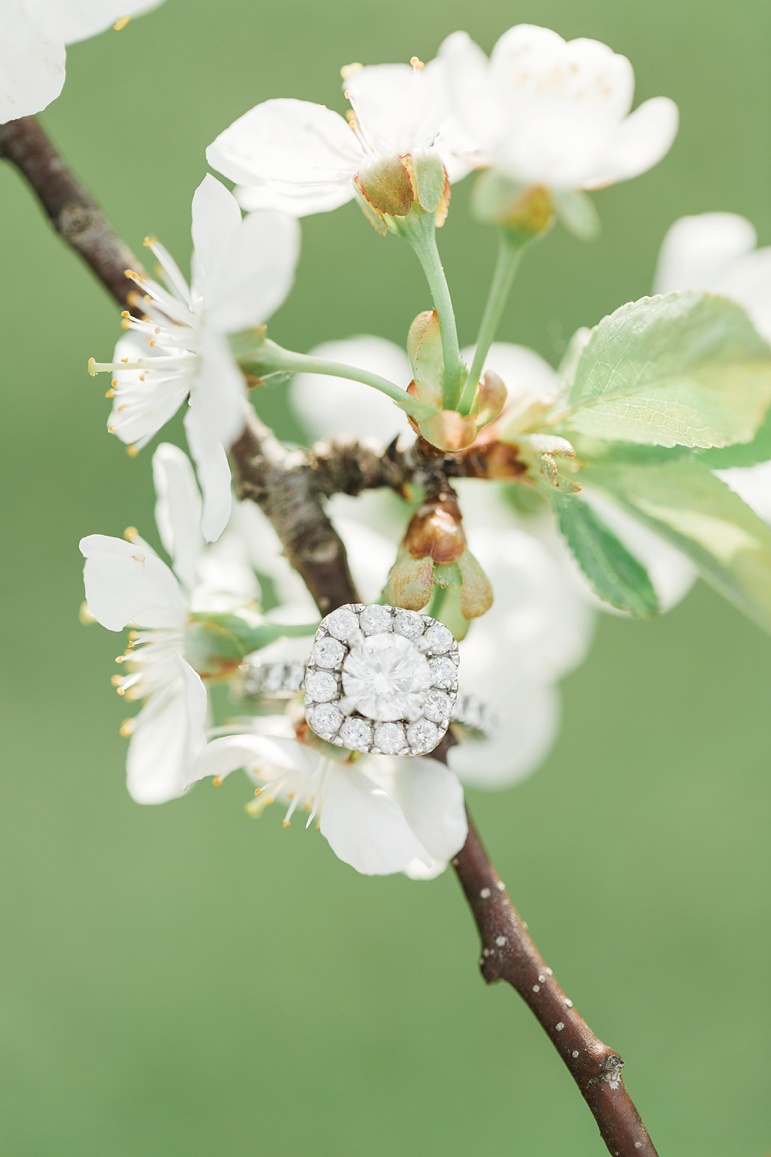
[236, 603, 495, 757]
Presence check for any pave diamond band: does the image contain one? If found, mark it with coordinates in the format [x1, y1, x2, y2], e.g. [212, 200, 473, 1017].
[236, 659, 494, 737]
[235, 603, 496, 757]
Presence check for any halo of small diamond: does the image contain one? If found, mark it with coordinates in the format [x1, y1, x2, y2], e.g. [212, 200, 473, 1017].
[304, 603, 460, 756]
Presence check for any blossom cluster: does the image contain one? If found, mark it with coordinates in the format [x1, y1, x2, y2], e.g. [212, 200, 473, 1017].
[41, 6, 770, 877]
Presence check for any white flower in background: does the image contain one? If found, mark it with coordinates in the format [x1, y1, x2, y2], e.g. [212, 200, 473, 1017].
[80, 443, 260, 804]
[88, 175, 300, 540]
[654, 212, 771, 523]
[207, 56, 464, 217]
[0, 0, 164, 125]
[654, 213, 771, 340]
[440, 24, 678, 190]
[189, 718, 467, 878]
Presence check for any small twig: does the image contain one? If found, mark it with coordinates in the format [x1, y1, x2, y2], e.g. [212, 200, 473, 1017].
[309, 434, 529, 497]
[1, 113, 661, 1157]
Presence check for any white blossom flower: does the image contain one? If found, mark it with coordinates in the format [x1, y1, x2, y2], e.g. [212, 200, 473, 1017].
[654, 211, 771, 523]
[0, 0, 164, 125]
[654, 212, 771, 342]
[189, 717, 467, 878]
[207, 57, 465, 218]
[80, 443, 260, 804]
[88, 175, 300, 541]
[440, 24, 678, 191]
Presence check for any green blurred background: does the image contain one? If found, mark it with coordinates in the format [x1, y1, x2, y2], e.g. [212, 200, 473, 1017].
[1, 0, 769, 1153]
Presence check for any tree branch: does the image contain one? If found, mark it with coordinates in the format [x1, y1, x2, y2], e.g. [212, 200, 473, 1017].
[231, 409, 359, 613]
[1, 113, 660, 1157]
[0, 117, 141, 310]
[453, 814, 658, 1156]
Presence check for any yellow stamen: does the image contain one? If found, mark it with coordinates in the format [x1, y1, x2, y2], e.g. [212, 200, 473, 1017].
[87, 357, 97, 377]
[123, 526, 138, 542]
[213, 777, 223, 787]
[340, 62, 363, 80]
[113, 16, 131, 31]
[410, 56, 425, 69]
[126, 445, 140, 458]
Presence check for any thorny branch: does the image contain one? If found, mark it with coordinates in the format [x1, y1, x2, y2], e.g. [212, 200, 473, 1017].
[0, 114, 659, 1157]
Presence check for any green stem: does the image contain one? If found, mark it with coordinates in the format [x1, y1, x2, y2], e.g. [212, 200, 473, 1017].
[397, 211, 464, 409]
[458, 231, 528, 415]
[239, 340, 435, 422]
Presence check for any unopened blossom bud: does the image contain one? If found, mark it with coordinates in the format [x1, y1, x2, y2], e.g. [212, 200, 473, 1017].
[386, 486, 494, 620]
[468, 368, 507, 428]
[355, 151, 451, 235]
[383, 547, 435, 610]
[404, 494, 466, 565]
[457, 551, 494, 619]
[407, 310, 446, 408]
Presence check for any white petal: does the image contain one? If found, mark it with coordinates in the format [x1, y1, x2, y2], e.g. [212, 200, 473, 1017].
[204, 210, 301, 334]
[345, 59, 452, 156]
[151, 443, 204, 592]
[207, 99, 362, 216]
[27, 0, 164, 44]
[448, 677, 560, 788]
[107, 334, 192, 450]
[719, 247, 771, 343]
[183, 406, 233, 544]
[0, 1, 64, 124]
[290, 336, 413, 443]
[584, 97, 679, 188]
[463, 524, 596, 682]
[192, 330, 246, 448]
[385, 758, 467, 864]
[717, 461, 771, 526]
[490, 28, 634, 123]
[190, 508, 261, 613]
[335, 509, 401, 605]
[439, 31, 504, 155]
[235, 178, 356, 217]
[189, 174, 243, 308]
[188, 733, 311, 786]
[127, 657, 207, 804]
[80, 533, 186, 630]
[319, 762, 429, 875]
[653, 212, 758, 295]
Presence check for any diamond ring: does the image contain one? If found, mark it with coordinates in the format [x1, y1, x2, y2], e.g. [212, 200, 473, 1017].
[236, 603, 495, 757]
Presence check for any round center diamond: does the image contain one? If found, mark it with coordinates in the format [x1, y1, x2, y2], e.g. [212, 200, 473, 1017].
[341, 631, 432, 722]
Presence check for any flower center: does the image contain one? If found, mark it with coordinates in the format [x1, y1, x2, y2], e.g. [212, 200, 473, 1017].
[341, 631, 432, 722]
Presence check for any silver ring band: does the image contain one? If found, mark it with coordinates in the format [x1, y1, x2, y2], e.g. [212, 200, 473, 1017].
[235, 657, 496, 740]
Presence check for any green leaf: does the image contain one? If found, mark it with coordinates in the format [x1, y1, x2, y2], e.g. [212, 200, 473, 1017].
[564, 292, 771, 449]
[553, 494, 659, 617]
[700, 407, 771, 468]
[581, 456, 771, 633]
